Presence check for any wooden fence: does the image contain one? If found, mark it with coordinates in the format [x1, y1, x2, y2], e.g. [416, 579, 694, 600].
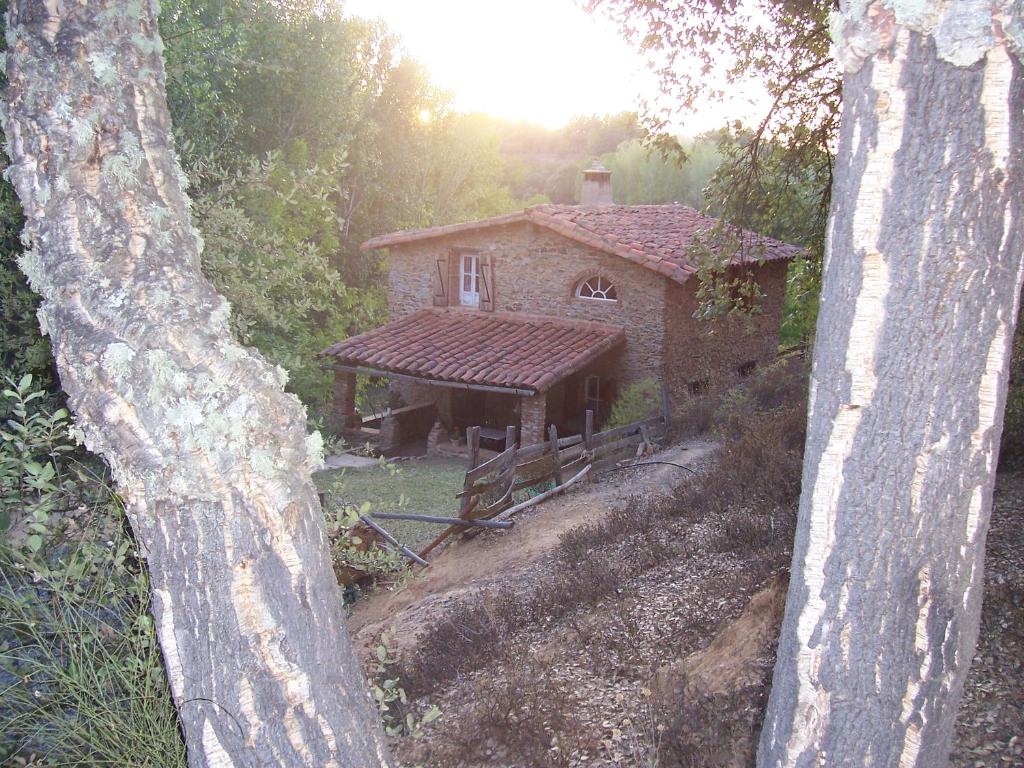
[415, 388, 672, 558]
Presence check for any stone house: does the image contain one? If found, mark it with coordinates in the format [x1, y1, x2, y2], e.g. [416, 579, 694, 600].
[320, 167, 799, 448]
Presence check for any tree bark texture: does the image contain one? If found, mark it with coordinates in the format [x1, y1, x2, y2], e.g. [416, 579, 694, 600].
[758, 5, 1024, 767]
[4, 2, 390, 766]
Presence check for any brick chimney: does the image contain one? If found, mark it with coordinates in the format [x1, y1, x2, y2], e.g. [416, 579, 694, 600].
[580, 160, 613, 206]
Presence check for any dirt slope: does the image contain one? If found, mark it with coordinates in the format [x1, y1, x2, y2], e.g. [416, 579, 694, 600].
[348, 440, 717, 657]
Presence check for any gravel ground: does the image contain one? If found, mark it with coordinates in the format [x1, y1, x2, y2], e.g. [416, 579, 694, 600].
[385, 469, 1023, 767]
[951, 470, 1024, 767]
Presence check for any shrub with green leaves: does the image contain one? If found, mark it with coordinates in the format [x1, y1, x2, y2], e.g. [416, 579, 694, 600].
[0, 375, 74, 542]
[368, 627, 441, 739]
[0, 376, 186, 765]
[605, 378, 662, 430]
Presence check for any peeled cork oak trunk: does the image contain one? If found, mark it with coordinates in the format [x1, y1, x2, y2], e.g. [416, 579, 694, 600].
[4, 1, 390, 765]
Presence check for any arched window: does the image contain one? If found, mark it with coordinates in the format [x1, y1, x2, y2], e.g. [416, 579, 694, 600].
[575, 275, 618, 302]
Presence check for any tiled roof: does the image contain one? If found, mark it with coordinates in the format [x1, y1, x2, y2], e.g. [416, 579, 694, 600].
[361, 204, 801, 284]
[319, 309, 625, 393]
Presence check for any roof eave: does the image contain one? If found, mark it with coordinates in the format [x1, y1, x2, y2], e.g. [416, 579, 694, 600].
[360, 211, 529, 252]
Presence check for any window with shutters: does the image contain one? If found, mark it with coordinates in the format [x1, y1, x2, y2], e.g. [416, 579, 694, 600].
[460, 253, 480, 307]
[433, 248, 494, 310]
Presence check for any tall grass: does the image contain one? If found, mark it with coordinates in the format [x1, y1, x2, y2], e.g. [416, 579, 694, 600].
[0, 374, 185, 766]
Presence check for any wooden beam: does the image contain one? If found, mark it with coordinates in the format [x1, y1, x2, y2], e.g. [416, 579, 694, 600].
[493, 464, 591, 522]
[590, 415, 665, 446]
[585, 409, 595, 484]
[358, 515, 429, 567]
[319, 362, 537, 397]
[369, 512, 512, 529]
[466, 444, 517, 481]
[549, 424, 564, 486]
[466, 426, 481, 470]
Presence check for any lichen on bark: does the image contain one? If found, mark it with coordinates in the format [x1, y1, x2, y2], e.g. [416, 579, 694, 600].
[3, 0, 390, 765]
[831, 0, 1024, 72]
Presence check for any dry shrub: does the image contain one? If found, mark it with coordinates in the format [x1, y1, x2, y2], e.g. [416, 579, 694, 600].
[442, 650, 592, 767]
[398, 556, 622, 697]
[674, 394, 717, 438]
[673, 356, 807, 443]
[657, 682, 772, 767]
[524, 555, 620, 623]
[676, 403, 805, 521]
[556, 497, 658, 562]
[557, 520, 607, 562]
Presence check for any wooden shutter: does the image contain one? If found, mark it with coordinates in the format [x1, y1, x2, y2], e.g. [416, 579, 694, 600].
[479, 255, 495, 312]
[448, 252, 460, 306]
[432, 257, 449, 306]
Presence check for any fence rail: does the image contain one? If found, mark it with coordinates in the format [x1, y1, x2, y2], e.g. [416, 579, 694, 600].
[417, 384, 672, 558]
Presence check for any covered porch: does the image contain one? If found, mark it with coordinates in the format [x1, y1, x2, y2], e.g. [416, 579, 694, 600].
[319, 308, 625, 452]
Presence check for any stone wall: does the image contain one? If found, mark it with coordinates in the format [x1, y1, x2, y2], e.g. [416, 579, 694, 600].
[385, 222, 791, 417]
[661, 260, 789, 405]
[387, 222, 667, 390]
[520, 393, 547, 446]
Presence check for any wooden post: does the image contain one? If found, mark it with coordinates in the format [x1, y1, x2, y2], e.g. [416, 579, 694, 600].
[459, 426, 481, 516]
[466, 425, 481, 470]
[505, 424, 517, 449]
[660, 382, 672, 432]
[548, 423, 564, 485]
[584, 409, 595, 484]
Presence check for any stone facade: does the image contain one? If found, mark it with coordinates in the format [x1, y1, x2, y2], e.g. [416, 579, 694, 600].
[661, 260, 790, 405]
[520, 393, 548, 446]
[388, 222, 667, 392]
[330, 370, 358, 432]
[383, 221, 789, 443]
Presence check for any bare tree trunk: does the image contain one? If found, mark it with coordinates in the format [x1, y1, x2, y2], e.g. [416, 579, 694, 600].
[4, 2, 390, 766]
[758, 5, 1024, 767]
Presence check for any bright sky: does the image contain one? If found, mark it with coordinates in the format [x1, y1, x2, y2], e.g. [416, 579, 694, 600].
[344, 0, 762, 134]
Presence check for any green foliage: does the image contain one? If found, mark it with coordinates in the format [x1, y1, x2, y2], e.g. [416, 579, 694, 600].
[191, 145, 383, 411]
[591, 1, 833, 336]
[779, 254, 822, 349]
[368, 627, 441, 739]
[0, 375, 76, 541]
[602, 136, 722, 206]
[606, 378, 662, 430]
[0, 377, 185, 766]
[324, 498, 407, 585]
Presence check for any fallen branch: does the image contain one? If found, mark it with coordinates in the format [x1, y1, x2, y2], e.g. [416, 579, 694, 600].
[369, 512, 513, 529]
[492, 464, 591, 522]
[598, 460, 699, 476]
[359, 515, 430, 567]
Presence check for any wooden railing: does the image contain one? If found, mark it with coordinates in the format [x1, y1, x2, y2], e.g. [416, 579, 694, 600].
[417, 388, 672, 558]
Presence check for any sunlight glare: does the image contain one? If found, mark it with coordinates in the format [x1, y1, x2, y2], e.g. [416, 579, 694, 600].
[344, 0, 766, 135]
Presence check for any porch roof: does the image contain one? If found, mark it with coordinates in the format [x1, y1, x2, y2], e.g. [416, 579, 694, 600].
[319, 309, 625, 394]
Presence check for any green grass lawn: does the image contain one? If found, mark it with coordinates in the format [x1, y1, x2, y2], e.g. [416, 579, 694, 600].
[315, 456, 467, 549]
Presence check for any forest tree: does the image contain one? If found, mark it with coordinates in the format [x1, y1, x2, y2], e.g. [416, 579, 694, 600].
[758, 3, 1024, 766]
[4, 1, 389, 765]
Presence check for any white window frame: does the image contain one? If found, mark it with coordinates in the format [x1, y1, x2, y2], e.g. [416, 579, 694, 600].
[576, 275, 618, 302]
[460, 253, 480, 307]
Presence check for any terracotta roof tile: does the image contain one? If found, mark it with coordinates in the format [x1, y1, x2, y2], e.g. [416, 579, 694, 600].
[319, 309, 625, 393]
[361, 204, 800, 284]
